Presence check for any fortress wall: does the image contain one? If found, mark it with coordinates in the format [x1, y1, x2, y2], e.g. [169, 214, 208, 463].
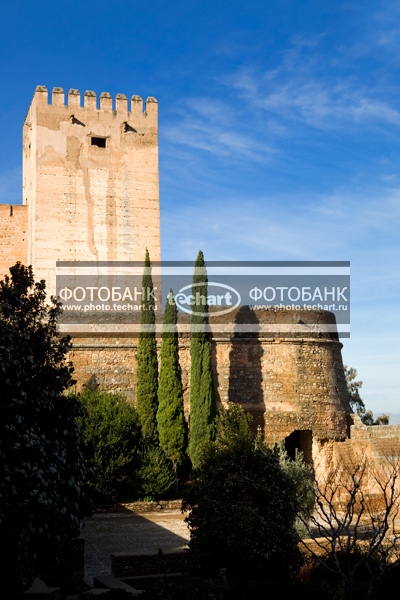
[339, 420, 400, 462]
[0, 205, 28, 278]
[65, 308, 350, 444]
[23, 86, 160, 295]
[323, 421, 400, 498]
[69, 337, 191, 408]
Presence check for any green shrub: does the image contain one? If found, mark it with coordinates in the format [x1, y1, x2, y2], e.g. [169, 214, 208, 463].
[137, 446, 176, 499]
[77, 388, 141, 501]
[183, 403, 302, 586]
[277, 444, 316, 529]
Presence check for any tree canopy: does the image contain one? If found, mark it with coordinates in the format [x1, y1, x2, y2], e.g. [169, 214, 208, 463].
[183, 403, 301, 586]
[0, 263, 90, 596]
[77, 386, 141, 501]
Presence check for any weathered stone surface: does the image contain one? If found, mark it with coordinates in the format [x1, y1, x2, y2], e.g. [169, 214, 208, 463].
[67, 306, 350, 466]
[19, 86, 160, 295]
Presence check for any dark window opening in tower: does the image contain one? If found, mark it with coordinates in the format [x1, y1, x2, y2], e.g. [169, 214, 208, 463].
[91, 137, 106, 148]
[284, 429, 313, 465]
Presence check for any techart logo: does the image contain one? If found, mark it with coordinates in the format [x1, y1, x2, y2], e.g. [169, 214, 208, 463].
[174, 282, 241, 317]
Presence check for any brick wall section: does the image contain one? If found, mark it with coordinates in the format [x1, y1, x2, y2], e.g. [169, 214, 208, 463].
[0, 204, 28, 278]
[325, 418, 400, 496]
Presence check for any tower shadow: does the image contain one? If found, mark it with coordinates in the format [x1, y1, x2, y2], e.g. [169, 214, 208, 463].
[228, 306, 265, 434]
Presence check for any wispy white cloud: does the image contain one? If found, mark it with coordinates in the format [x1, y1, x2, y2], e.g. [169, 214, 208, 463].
[164, 103, 276, 160]
[226, 64, 400, 130]
[308, 188, 400, 230]
[288, 32, 328, 49]
[217, 26, 400, 133]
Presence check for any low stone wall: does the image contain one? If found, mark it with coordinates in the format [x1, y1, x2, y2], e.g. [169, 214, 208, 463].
[333, 417, 400, 464]
[327, 417, 400, 498]
[112, 547, 189, 578]
[92, 499, 183, 514]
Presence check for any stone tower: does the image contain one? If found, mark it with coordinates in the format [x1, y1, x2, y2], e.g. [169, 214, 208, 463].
[20, 86, 160, 294]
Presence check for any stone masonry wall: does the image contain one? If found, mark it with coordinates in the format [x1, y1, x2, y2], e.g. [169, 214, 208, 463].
[0, 204, 28, 278]
[332, 417, 400, 468]
[67, 307, 350, 448]
[311, 418, 400, 498]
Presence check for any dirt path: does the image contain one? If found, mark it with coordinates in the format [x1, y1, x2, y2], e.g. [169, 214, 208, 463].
[82, 510, 190, 583]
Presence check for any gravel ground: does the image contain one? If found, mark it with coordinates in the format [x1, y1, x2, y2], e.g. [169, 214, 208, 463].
[81, 510, 190, 584]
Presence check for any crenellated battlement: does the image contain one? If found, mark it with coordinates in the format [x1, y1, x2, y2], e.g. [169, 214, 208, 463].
[30, 85, 158, 115]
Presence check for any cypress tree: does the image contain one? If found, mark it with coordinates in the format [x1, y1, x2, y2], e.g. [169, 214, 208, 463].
[157, 290, 186, 489]
[188, 250, 216, 467]
[136, 249, 159, 444]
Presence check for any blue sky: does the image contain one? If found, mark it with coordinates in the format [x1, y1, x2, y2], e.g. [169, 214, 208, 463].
[0, 0, 399, 413]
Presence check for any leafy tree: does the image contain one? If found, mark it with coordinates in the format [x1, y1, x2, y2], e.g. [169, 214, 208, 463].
[76, 387, 141, 501]
[360, 410, 389, 426]
[137, 446, 176, 499]
[344, 366, 389, 426]
[344, 365, 365, 416]
[183, 403, 301, 588]
[136, 249, 159, 444]
[215, 401, 253, 446]
[0, 263, 90, 596]
[188, 251, 216, 467]
[157, 290, 186, 489]
[220, 408, 315, 527]
[374, 414, 389, 425]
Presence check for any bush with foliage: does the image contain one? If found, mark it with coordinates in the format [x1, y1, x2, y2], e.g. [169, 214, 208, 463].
[137, 445, 176, 499]
[76, 386, 142, 501]
[182, 403, 302, 587]
[0, 263, 90, 596]
[277, 442, 316, 525]
[76, 382, 178, 502]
